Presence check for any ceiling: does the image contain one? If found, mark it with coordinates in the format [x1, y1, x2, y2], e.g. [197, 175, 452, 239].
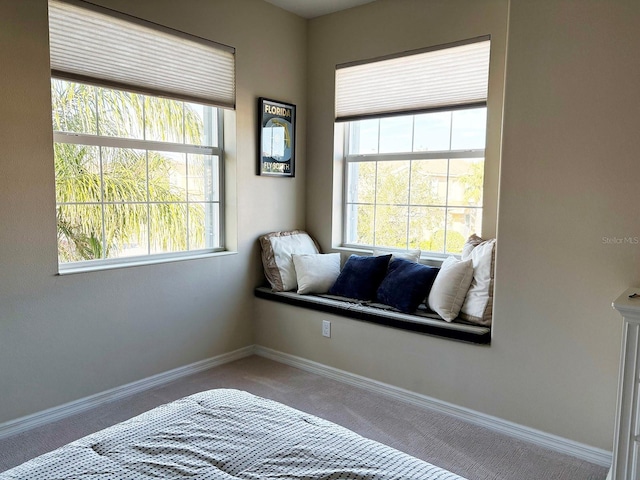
[263, 0, 377, 19]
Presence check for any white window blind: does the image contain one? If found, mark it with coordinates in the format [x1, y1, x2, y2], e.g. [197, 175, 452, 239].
[48, 0, 235, 109]
[335, 38, 490, 121]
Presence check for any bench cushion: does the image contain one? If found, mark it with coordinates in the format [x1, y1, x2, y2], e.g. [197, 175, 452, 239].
[255, 287, 491, 345]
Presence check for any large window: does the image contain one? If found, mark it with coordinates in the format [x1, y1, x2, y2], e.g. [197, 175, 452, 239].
[336, 38, 491, 256]
[53, 79, 223, 264]
[344, 108, 486, 255]
[48, 0, 235, 269]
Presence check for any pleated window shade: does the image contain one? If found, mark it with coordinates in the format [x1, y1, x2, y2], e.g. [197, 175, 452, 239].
[48, 0, 235, 109]
[335, 38, 490, 121]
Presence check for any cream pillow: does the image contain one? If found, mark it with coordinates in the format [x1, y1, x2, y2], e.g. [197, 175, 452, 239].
[428, 256, 474, 322]
[460, 237, 496, 326]
[292, 253, 341, 294]
[259, 231, 319, 291]
[461, 233, 485, 259]
[372, 248, 421, 263]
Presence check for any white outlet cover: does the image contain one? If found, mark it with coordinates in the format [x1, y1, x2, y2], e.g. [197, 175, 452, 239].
[322, 320, 331, 338]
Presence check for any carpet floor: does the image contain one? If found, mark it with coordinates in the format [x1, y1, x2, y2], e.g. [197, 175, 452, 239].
[0, 355, 608, 479]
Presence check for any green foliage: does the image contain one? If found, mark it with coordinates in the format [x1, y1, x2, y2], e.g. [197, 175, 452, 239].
[351, 158, 481, 254]
[430, 230, 466, 254]
[458, 160, 484, 206]
[52, 80, 209, 262]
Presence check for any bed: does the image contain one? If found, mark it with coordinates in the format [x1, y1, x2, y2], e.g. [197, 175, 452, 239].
[0, 389, 466, 479]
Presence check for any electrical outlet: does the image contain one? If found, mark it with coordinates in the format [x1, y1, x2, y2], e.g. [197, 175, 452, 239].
[322, 320, 331, 338]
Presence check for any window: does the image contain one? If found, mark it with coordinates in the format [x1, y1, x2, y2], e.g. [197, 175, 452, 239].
[344, 108, 486, 255]
[53, 79, 223, 264]
[48, 0, 235, 269]
[336, 38, 491, 256]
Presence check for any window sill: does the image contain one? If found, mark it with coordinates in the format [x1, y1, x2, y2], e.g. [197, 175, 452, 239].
[57, 250, 237, 276]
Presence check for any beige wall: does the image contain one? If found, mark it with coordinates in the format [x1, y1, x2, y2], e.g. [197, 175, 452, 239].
[256, 0, 640, 451]
[0, 0, 307, 423]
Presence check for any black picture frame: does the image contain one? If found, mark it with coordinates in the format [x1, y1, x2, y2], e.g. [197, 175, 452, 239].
[258, 97, 296, 177]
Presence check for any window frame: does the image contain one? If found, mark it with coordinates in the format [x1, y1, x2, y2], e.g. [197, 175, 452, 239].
[53, 79, 227, 273]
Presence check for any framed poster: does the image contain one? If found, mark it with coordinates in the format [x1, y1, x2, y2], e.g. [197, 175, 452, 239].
[258, 97, 296, 177]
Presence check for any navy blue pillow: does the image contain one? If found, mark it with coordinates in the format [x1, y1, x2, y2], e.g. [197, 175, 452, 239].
[376, 259, 439, 313]
[328, 254, 392, 301]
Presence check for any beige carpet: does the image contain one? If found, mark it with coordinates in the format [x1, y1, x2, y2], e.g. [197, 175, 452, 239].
[0, 355, 608, 479]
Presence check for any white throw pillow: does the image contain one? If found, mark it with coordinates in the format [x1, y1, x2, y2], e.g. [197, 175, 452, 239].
[292, 253, 341, 294]
[428, 256, 474, 322]
[372, 248, 421, 263]
[461, 233, 485, 259]
[259, 231, 319, 291]
[460, 238, 496, 326]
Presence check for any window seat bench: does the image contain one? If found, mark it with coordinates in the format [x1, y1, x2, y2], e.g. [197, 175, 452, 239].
[254, 286, 491, 345]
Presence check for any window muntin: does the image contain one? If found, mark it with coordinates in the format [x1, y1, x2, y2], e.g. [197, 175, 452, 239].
[344, 107, 486, 256]
[53, 78, 223, 267]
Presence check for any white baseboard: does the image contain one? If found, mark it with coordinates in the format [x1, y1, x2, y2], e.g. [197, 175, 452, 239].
[1, 343, 613, 469]
[254, 345, 612, 468]
[0, 345, 255, 440]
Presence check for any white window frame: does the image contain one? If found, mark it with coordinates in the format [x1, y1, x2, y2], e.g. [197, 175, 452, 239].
[341, 108, 486, 257]
[53, 81, 226, 273]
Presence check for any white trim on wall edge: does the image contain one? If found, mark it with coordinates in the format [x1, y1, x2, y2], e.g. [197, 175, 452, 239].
[0, 345, 254, 440]
[254, 345, 612, 468]
[0, 343, 612, 469]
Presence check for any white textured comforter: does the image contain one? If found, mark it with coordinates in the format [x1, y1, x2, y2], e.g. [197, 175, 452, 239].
[0, 389, 466, 479]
